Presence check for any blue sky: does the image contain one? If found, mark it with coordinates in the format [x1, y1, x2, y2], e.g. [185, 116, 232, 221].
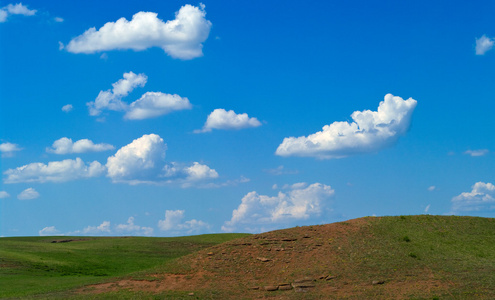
[1, 0, 495, 237]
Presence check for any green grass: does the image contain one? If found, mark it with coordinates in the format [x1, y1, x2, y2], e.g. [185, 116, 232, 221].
[0, 233, 249, 298]
[340, 215, 495, 299]
[2, 215, 495, 299]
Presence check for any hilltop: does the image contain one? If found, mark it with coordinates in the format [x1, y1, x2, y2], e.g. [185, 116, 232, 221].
[82, 215, 495, 299]
[2, 215, 494, 299]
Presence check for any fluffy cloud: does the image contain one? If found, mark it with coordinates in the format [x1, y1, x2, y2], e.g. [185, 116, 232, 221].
[184, 162, 218, 181]
[124, 92, 192, 120]
[65, 4, 211, 60]
[158, 210, 210, 236]
[464, 149, 489, 157]
[17, 188, 39, 200]
[88, 72, 147, 116]
[222, 182, 334, 233]
[79, 221, 111, 235]
[475, 35, 494, 55]
[46, 137, 114, 154]
[39, 226, 62, 236]
[451, 182, 495, 212]
[61, 104, 73, 112]
[106, 134, 166, 183]
[0, 3, 36, 22]
[115, 217, 153, 236]
[0, 142, 21, 157]
[0, 191, 10, 198]
[88, 72, 191, 120]
[195, 109, 262, 133]
[276, 94, 417, 159]
[106, 134, 217, 185]
[4, 158, 105, 183]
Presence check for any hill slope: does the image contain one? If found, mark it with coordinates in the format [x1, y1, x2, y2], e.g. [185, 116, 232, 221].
[83, 215, 495, 299]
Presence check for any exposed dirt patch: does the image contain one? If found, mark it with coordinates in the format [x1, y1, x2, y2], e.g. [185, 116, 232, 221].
[80, 217, 453, 299]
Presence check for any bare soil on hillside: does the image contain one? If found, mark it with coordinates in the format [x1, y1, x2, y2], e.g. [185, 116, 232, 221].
[80, 217, 453, 299]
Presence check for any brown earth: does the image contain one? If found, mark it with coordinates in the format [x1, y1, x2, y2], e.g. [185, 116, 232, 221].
[81, 217, 453, 299]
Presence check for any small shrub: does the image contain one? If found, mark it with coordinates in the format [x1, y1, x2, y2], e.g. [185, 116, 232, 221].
[402, 236, 411, 242]
[408, 252, 418, 259]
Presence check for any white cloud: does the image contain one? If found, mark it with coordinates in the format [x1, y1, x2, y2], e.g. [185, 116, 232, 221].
[4, 158, 105, 183]
[222, 182, 335, 233]
[0, 142, 21, 157]
[54, 17, 63, 23]
[107, 134, 218, 186]
[125, 92, 192, 120]
[427, 186, 436, 191]
[0, 191, 10, 199]
[65, 4, 211, 60]
[39, 226, 62, 236]
[451, 182, 495, 212]
[264, 165, 298, 176]
[158, 210, 210, 235]
[106, 134, 166, 183]
[78, 221, 111, 235]
[276, 94, 417, 159]
[115, 217, 153, 236]
[61, 104, 73, 112]
[475, 35, 494, 55]
[17, 188, 40, 200]
[0, 3, 36, 22]
[87, 72, 147, 116]
[46, 137, 114, 154]
[195, 109, 262, 133]
[464, 149, 489, 157]
[424, 204, 431, 213]
[184, 162, 218, 181]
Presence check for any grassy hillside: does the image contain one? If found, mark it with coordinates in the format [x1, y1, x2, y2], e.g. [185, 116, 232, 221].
[2, 215, 495, 299]
[0, 233, 249, 298]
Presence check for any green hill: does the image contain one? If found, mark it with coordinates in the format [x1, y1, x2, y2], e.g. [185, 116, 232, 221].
[1, 215, 495, 299]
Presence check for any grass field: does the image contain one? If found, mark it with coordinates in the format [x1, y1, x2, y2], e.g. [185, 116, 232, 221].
[0, 233, 249, 298]
[1, 215, 495, 299]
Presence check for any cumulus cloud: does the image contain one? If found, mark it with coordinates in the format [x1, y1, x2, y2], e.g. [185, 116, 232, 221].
[87, 72, 191, 120]
[54, 17, 63, 23]
[106, 134, 166, 183]
[475, 35, 494, 55]
[0, 142, 21, 157]
[46, 137, 114, 154]
[61, 104, 73, 112]
[464, 149, 489, 157]
[106, 134, 218, 186]
[88, 72, 147, 116]
[195, 109, 262, 133]
[115, 217, 153, 236]
[4, 158, 105, 183]
[451, 182, 495, 212]
[17, 187, 39, 200]
[39, 226, 62, 236]
[276, 94, 417, 159]
[0, 3, 36, 22]
[65, 4, 211, 60]
[79, 221, 111, 235]
[67, 220, 147, 236]
[427, 186, 436, 191]
[158, 210, 210, 236]
[0, 191, 10, 198]
[222, 182, 335, 233]
[125, 92, 192, 120]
